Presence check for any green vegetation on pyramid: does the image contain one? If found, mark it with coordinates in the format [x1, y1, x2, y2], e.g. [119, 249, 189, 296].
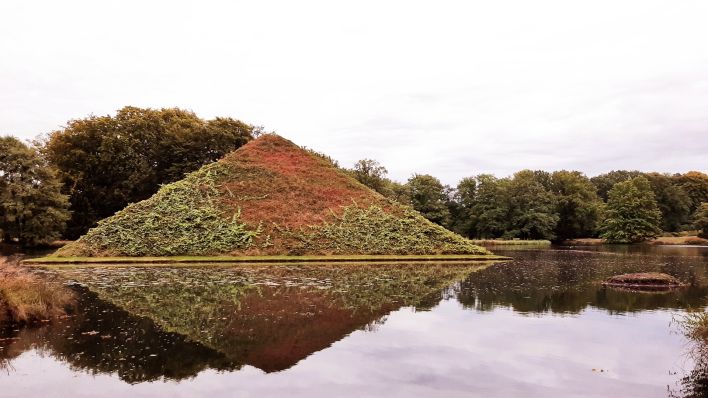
[55, 134, 489, 257]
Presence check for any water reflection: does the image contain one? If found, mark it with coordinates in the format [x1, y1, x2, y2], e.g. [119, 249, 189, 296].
[1, 247, 707, 397]
[2, 262, 489, 381]
[0, 286, 238, 383]
[459, 248, 708, 314]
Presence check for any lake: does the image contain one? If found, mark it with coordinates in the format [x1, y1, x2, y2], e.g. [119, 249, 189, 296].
[1, 245, 707, 397]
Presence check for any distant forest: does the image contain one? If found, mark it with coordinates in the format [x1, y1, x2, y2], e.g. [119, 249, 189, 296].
[1, 106, 707, 246]
[349, 159, 708, 243]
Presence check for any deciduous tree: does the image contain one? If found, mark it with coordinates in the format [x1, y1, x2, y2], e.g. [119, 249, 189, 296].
[406, 174, 452, 228]
[693, 203, 708, 239]
[43, 106, 254, 238]
[550, 170, 602, 241]
[644, 172, 691, 232]
[0, 136, 69, 245]
[599, 176, 662, 243]
[506, 170, 558, 240]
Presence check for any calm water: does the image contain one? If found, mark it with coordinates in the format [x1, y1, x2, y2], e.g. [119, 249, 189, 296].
[1, 245, 707, 397]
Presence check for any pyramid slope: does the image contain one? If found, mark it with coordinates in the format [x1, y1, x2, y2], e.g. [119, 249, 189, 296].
[55, 135, 489, 257]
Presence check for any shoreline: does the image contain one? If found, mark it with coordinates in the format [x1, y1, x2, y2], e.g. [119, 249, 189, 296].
[24, 254, 511, 265]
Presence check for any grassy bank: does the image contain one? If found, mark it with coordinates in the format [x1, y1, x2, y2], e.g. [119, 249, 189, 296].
[470, 239, 551, 246]
[0, 257, 75, 323]
[25, 254, 510, 265]
[648, 236, 708, 246]
[563, 236, 708, 246]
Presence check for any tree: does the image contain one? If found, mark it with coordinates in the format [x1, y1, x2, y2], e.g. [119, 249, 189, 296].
[406, 174, 452, 228]
[0, 136, 70, 245]
[352, 159, 390, 195]
[43, 106, 254, 238]
[693, 203, 708, 238]
[350, 159, 411, 204]
[550, 170, 602, 241]
[599, 176, 662, 243]
[387, 180, 411, 205]
[644, 172, 691, 232]
[450, 177, 477, 237]
[590, 170, 644, 201]
[506, 170, 559, 240]
[468, 174, 511, 239]
[675, 171, 708, 215]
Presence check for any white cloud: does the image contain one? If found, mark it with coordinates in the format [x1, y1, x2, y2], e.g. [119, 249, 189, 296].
[1, 0, 707, 184]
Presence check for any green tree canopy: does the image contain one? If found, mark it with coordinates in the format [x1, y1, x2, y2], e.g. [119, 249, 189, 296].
[550, 170, 602, 241]
[406, 174, 452, 228]
[449, 177, 477, 237]
[350, 159, 411, 204]
[505, 170, 559, 240]
[352, 159, 389, 195]
[590, 170, 644, 201]
[0, 136, 70, 245]
[599, 176, 662, 243]
[643, 172, 692, 232]
[675, 171, 708, 215]
[693, 203, 708, 239]
[467, 174, 511, 239]
[43, 106, 254, 238]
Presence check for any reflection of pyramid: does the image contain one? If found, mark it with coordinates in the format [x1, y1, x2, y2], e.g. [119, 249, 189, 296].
[47, 262, 491, 377]
[0, 287, 239, 384]
[55, 134, 489, 257]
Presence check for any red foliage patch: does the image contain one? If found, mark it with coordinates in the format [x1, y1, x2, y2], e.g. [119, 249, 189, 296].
[217, 135, 389, 247]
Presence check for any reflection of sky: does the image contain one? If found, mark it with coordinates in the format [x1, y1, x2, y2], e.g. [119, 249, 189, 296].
[1, 299, 691, 398]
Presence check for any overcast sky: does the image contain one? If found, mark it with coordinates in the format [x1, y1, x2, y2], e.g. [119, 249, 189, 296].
[1, 1, 707, 184]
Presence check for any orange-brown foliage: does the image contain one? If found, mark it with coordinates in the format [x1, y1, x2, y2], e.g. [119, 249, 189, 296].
[219, 135, 388, 232]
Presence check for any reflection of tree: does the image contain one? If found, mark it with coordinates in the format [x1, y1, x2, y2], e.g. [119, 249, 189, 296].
[0, 287, 238, 383]
[34, 262, 489, 377]
[458, 250, 708, 314]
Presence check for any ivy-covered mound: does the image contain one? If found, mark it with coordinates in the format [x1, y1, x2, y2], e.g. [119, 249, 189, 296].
[55, 134, 490, 257]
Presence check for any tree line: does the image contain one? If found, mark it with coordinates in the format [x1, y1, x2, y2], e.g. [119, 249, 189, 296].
[2, 106, 256, 244]
[1, 106, 707, 245]
[350, 159, 708, 243]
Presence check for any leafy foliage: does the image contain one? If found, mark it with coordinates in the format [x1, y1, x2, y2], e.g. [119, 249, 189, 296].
[55, 162, 257, 256]
[43, 106, 254, 238]
[505, 170, 559, 240]
[0, 136, 70, 245]
[644, 172, 692, 232]
[599, 176, 662, 243]
[350, 158, 410, 204]
[352, 159, 389, 193]
[452, 171, 560, 240]
[591, 170, 705, 232]
[590, 170, 644, 201]
[676, 171, 708, 214]
[56, 135, 489, 257]
[406, 174, 453, 228]
[549, 170, 602, 240]
[694, 203, 708, 239]
[280, 205, 489, 255]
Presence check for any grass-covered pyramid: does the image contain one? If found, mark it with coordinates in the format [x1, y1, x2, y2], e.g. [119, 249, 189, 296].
[55, 134, 489, 257]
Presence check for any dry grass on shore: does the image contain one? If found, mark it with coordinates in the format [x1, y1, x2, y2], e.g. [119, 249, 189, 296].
[469, 239, 551, 246]
[648, 236, 708, 246]
[563, 236, 708, 246]
[680, 311, 708, 342]
[0, 257, 75, 323]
